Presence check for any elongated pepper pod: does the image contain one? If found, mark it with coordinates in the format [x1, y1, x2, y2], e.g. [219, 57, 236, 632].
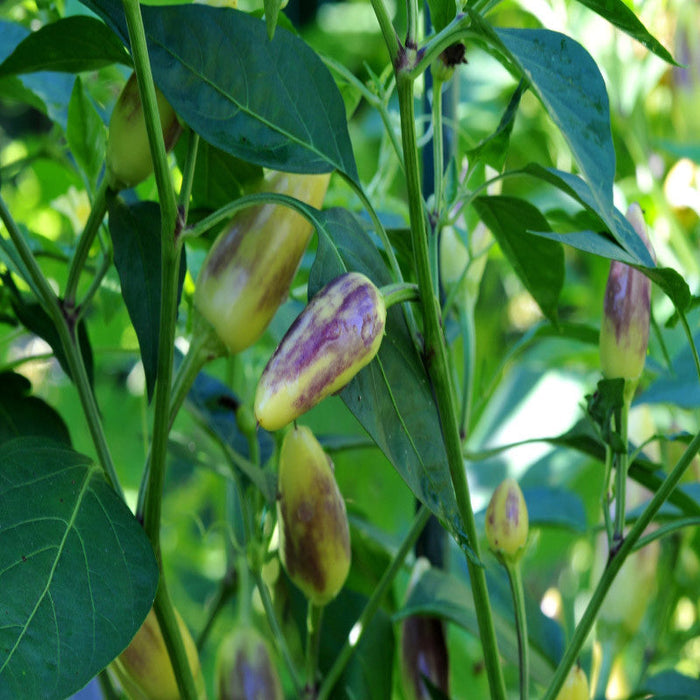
[276, 425, 351, 606]
[255, 272, 386, 431]
[194, 172, 330, 354]
[106, 72, 182, 190]
[485, 477, 529, 561]
[216, 625, 283, 700]
[111, 608, 205, 700]
[599, 203, 655, 385]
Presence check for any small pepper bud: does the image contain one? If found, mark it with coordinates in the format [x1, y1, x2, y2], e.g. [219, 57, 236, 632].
[216, 625, 283, 700]
[255, 272, 386, 431]
[599, 203, 655, 386]
[194, 171, 330, 354]
[555, 665, 589, 700]
[276, 425, 351, 606]
[111, 607, 205, 700]
[106, 72, 182, 190]
[485, 478, 529, 560]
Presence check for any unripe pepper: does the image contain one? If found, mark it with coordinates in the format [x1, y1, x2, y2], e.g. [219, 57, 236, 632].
[485, 477, 529, 560]
[276, 425, 351, 606]
[599, 203, 655, 385]
[111, 607, 205, 700]
[255, 271, 386, 431]
[555, 665, 589, 700]
[106, 72, 182, 190]
[216, 625, 283, 700]
[194, 171, 330, 354]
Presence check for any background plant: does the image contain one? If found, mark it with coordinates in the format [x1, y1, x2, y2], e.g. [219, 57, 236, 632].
[1, 0, 700, 698]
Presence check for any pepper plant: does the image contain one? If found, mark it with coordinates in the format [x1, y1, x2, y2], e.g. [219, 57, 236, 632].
[1, 0, 700, 698]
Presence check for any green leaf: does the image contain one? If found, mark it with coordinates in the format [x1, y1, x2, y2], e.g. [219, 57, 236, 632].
[175, 138, 263, 213]
[0, 438, 159, 700]
[642, 670, 700, 698]
[81, 0, 358, 179]
[67, 76, 107, 188]
[107, 197, 186, 402]
[396, 566, 561, 685]
[473, 195, 564, 323]
[0, 16, 131, 78]
[522, 164, 655, 266]
[0, 372, 71, 447]
[467, 80, 526, 171]
[572, 0, 677, 65]
[320, 589, 394, 700]
[263, 0, 284, 39]
[427, 0, 456, 33]
[307, 207, 463, 540]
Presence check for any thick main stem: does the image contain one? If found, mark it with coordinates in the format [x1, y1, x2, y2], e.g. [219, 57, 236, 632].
[395, 73, 506, 700]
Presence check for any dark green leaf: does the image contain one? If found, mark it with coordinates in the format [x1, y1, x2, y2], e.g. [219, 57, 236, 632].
[641, 670, 700, 697]
[0, 372, 71, 447]
[473, 195, 564, 323]
[427, 0, 456, 33]
[67, 76, 107, 188]
[81, 0, 358, 179]
[107, 197, 186, 402]
[175, 138, 263, 213]
[522, 486, 587, 531]
[522, 164, 656, 266]
[307, 207, 463, 540]
[572, 0, 677, 65]
[0, 16, 130, 78]
[0, 438, 159, 700]
[396, 566, 561, 684]
[320, 589, 395, 700]
[467, 80, 527, 171]
[4, 275, 95, 387]
[635, 265, 692, 313]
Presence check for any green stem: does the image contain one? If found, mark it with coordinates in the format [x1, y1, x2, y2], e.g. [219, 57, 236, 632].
[317, 505, 431, 700]
[369, 0, 401, 64]
[506, 560, 529, 700]
[305, 603, 324, 697]
[408, 15, 476, 80]
[431, 78, 445, 217]
[253, 570, 304, 695]
[64, 176, 109, 306]
[602, 442, 614, 547]
[542, 427, 700, 699]
[0, 194, 123, 496]
[381, 282, 420, 308]
[679, 311, 700, 384]
[613, 398, 631, 542]
[395, 71, 506, 700]
[195, 568, 236, 651]
[97, 669, 120, 700]
[458, 303, 476, 437]
[178, 128, 200, 219]
[153, 582, 199, 699]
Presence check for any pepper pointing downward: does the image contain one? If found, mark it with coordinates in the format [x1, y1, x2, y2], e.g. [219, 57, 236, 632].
[255, 271, 386, 431]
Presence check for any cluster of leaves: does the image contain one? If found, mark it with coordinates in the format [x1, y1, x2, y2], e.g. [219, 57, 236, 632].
[1, 0, 700, 698]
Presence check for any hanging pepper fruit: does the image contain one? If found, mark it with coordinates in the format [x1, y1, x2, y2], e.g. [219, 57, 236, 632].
[255, 271, 386, 431]
[599, 203, 655, 387]
[555, 665, 589, 700]
[110, 607, 205, 700]
[485, 477, 529, 561]
[106, 72, 182, 190]
[194, 171, 330, 354]
[216, 625, 283, 700]
[276, 425, 351, 606]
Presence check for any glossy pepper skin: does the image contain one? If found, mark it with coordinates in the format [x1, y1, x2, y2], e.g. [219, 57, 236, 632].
[599, 203, 655, 384]
[555, 666, 589, 700]
[111, 608, 205, 700]
[255, 271, 386, 431]
[194, 171, 330, 354]
[485, 478, 529, 560]
[216, 625, 283, 700]
[106, 72, 182, 190]
[276, 425, 351, 606]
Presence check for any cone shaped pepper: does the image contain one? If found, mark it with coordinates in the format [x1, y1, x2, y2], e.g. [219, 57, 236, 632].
[485, 477, 529, 560]
[276, 425, 351, 606]
[106, 72, 182, 190]
[599, 203, 655, 385]
[255, 271, 386, 431]
[194, 171, 330, 354]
